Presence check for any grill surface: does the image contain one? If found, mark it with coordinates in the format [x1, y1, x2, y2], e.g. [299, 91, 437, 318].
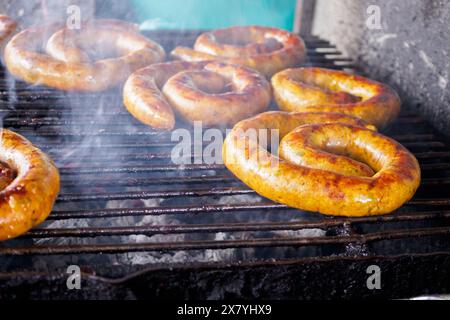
[0, 31, 449, 299]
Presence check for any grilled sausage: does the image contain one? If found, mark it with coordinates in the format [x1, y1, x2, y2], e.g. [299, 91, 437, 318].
[271, 68, 401, 129]
[45, 19, 140, 63]
[0, 163, 15, 191]
[0, 129, 60, 241]
[223, 112, 420, 217]
[171, 26, 306, 77]
[123, 60, 272, 130]
[4, 20, 165, 91]
[0, 15, 17, 61]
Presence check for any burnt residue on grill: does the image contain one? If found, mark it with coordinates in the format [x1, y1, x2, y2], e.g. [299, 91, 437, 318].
[0, 32, 449, 299]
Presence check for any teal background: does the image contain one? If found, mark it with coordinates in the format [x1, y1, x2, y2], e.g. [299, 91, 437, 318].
[133, 0, 297, 31]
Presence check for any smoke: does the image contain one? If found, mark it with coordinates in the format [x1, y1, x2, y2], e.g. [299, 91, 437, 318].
[0, 1, 331, 280]
[140, 18, 177, 31]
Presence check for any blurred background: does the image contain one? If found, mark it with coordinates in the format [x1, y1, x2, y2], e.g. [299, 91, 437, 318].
[132, 0, 297, 30]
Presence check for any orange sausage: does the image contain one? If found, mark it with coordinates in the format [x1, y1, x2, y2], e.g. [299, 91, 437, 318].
[5, 20, 165, 91]
[171, 26, 306, 77]
[223, 111, 420, 217]
[0, 15, 17, 60]
[123, 60, 272, 130]
[271, 68, 401, 129]
[0, 129, 60, 241]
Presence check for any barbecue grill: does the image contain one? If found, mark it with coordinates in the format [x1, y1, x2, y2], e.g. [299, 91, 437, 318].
[0, 26, 449, 300]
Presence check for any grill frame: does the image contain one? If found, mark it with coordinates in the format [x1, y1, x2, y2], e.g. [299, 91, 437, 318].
[0, 30, 449, 299]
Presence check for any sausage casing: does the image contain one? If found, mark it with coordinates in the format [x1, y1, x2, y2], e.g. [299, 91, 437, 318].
[0, 129, 60, 240]
[223, 112, 420, 216]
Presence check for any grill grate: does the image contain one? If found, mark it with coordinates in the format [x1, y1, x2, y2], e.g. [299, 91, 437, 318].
[0, 31, 449, 298]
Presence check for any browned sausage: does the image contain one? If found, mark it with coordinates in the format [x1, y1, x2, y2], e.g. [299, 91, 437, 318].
[271, 67, 401, 129]
[171, 26, 306, 77]
[5, 20, 165, 91]
[223, 111, 420, 217]
[123, 60, 272, 130]
[45, 19, 140, 63]
[0, 129, 60, 241]
[0, 15, 17, 61]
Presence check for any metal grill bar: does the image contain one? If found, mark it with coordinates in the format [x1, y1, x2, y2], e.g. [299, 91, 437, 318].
[47, 205, 449, 220]
[56, 176, 448, 189]
[26, 220, 353, 238]
[53, 162, 449, 176]
[2, 227, 450, 256]
[55, 187, 450, 203]
[29, 210, 450, 237]
[49, 203, 288, 220]
[20, 149, 449, 164]
[0, 113, 401, 124]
